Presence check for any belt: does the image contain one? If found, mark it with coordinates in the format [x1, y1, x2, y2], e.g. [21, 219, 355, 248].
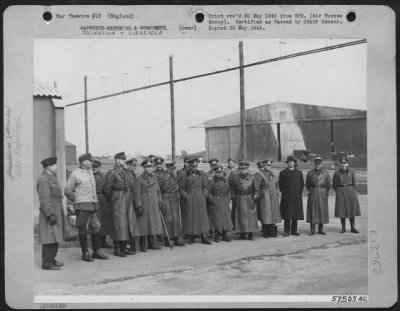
[234, 192, 252, 196]
[112, 187, 132, 192]
[313, 185, 327, 188]
[213, 195, 225, 198]
[339, 184, 352, 187]
[96, 191, 103, 194]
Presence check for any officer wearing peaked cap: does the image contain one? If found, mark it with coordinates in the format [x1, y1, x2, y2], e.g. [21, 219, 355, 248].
[333, 157, 361, 233]
[306, 155, 330, 235]
[206, 158, 219, 239]
[65, 153, 108, 262]
[37, 157, 64, 270]
[135, 159, 164, 251]
[103, 152, 138, 257]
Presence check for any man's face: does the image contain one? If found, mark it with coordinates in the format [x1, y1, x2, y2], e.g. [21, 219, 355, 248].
[210, 161, 218, 169]
[287, 161, 295, 169]
[155, 164, 163, 170]
[264, 163, 272, 171]
[92, 166, 100, 173]
[82, 159, 93, 169]
[145, 166, 153, 174]
[239, 166, 248, 174]
[340, 162, 349, 170]
[116, 158, 125, 166]
[47, 163, 57, 174]
[228, 160, 233, 167]
[190, 161, 198, 168]
[215, 171, 224, 178]
[314, 161, 322, 170]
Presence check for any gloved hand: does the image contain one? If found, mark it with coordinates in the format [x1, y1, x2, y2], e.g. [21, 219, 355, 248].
[49, 215, 57, 225]
[67, 205, 75, 216]
[159, 202, 165, 213]
[134, 206, 144, 217]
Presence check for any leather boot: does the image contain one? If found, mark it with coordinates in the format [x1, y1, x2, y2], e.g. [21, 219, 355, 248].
[148, 236, 161, 250]
[129, 237, 137, 254]
[308, 224, 315, 236]
[173, 237, 185, 246]
[271, 225, 278, 237]
[79, 233, 93, 262]
[201, 234, 212, 245]
[222, 230, 231, 242]
[100, 235, 113, 249]
[139, 236, 147, 252]
[318, 224, 326, 235]
[262, 224, 270, 238]
[214, 231, 221, 242]
[239, 233, 247, 240]
[92, 234, 109, 260]
[121, 241, 135, 255]
[247, 232, 254, 241]
[114, 241, 126, 257]
[350, 218, 359, 233]
[187, 235, 196, 244]
[340, 218, 346, 233]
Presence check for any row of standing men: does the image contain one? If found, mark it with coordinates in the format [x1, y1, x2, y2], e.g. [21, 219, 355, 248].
[36, 152, 361, 270]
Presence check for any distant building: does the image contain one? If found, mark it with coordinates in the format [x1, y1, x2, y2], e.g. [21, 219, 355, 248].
[193, 102, 366, 162]
[65, 140, 77, 164]
[33, 80, 68, 211]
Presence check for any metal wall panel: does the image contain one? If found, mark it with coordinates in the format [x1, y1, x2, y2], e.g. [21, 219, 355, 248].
[333, 119, 367, 159]
[299, 120, 332, 158]
[250, 124, 279, 161]
[206, 127, 230, 161]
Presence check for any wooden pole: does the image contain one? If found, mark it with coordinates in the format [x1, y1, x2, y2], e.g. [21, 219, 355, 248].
[277, 123, 282, 161]
[84, 75, 89, 153]
[169, 56, 176, 161]
[239, 41, 247, 160]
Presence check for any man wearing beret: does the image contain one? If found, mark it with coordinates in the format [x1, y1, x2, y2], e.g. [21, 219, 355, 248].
[229, 160, 260, 240]
[306, 156, 331, 235]
[135, 159, 164, 251]
[103, 152, 138, 257]
[254, 159, 281, 238]
[206, 165, 233, 242]
[154, 158, 185, 247]
[178, 157, 211, 244]
[65, 153, 109, 262]
[36, 157, 64, 270]
[92, 159, 113, 248]
[279, 156, 305, 237]
[332, 157, 361, 233]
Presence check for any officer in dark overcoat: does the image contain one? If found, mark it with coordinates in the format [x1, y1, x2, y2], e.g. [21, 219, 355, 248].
[36, 157, 64, 270]
[125, 157, 140, 253]
[103, 152, 137, 257]
[92, 159, 113, 248]
[332, 157, 361, 233]
[279, 156, 305, 237]
[178, 157, 211, 244]
[205, 158, 219, 238]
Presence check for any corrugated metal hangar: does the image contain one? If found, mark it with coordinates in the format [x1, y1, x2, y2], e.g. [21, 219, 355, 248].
[194, 102, 366, 162]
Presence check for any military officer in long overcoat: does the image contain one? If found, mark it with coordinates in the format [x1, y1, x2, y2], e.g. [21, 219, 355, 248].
[135, 159, 164, 251]
[36, 157, 64, 270]
[306, 156, 331, 235]
[205, 158, 219, 238]
[178, 157, 211, 244]
[229, 160, 260, 240]
[332, 157, 361, 233]
[206, 165, 233, 242]
[154, 158, 185, 247]
[125, 157, 141, 253]
[65, 153, 109, 262]
[103, 152, 137, 257]
[254, 159, 281, 238]
[92, 159, 113, 248]
[279, 156, 305, 237]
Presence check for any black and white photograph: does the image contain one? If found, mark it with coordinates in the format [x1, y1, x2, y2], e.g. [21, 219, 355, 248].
[3, 5, 397, 309]
[32, 37, 368, 296]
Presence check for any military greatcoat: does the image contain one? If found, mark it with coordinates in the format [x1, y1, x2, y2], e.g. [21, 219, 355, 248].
[332, 168, 361, 218]
[103, 165, 137, 241]
[155, 169, 181, 237]
[135, 171, 164, 236]
[254, 169, 282, 224]
[229, 172, 259, 233]
[94, 170, 112, 236]
[178, 168, 210, 235]
[36, 171, 64, 244]
[306, 168, 330, 224]
[207, 176, 233, 231]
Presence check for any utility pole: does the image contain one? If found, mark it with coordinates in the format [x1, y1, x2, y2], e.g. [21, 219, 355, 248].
[84, 75, 89, 153]
[169, 55, 176, 161]
[239, 41, 247, 160]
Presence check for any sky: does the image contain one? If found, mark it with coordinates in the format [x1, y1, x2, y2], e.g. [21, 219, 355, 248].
[34, 39, 366, 158]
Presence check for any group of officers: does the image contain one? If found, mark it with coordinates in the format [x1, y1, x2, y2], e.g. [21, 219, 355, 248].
[36, 152, 361, 270]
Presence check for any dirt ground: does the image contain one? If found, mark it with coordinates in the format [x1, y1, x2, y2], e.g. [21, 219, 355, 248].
[34, 195, 368, 297]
